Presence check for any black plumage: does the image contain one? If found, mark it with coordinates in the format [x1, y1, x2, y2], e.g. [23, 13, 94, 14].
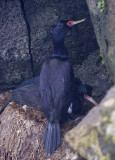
[39, 20, 80, 155]
[39, 59, 74, 155]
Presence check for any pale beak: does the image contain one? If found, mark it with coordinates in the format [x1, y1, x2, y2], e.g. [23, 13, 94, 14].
[67, 18, 86, 27]
[72, 18, 86, 25]
[84, 94, 97, 106]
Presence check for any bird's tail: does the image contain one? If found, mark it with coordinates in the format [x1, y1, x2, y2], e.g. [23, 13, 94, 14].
[43, 121, 61, 156]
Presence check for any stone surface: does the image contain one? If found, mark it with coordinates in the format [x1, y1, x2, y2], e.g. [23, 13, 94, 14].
[86, 0, 115, 82]
[0, 0, 33, 90]
[65, 86, 115, 160]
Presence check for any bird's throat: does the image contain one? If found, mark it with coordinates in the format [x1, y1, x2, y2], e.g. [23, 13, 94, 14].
[52, 42, 69, 59]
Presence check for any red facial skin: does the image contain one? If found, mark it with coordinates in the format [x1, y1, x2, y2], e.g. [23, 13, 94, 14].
[66, 21, 74, 27]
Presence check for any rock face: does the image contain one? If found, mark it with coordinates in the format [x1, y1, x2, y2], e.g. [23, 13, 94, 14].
[0, 0, 98, 90]
[86, 0, 115, 82]
[0, 0, 33, 90]
[65, 86, 115, 160]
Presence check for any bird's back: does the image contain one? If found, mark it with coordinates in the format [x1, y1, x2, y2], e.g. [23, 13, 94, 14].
[39, 58, 74, 122]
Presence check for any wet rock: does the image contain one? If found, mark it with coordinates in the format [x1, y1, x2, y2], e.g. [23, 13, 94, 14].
[0, 0, 33, 90]
[65, 86, 115, 160]
[86, 0, 115, 82]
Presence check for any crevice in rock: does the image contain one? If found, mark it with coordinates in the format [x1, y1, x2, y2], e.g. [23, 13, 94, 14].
[19, 0, 35, 77]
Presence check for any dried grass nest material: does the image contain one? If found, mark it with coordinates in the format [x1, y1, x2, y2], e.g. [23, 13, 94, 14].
[0, 91, 83, 160]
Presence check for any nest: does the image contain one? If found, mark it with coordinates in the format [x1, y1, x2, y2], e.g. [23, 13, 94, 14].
[0, 92, 83, 160]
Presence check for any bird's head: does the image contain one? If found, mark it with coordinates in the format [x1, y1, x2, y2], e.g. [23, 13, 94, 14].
[52, 18, 86, 43]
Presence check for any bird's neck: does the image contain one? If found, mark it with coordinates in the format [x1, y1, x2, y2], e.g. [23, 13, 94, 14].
[52, 42, 69, 59]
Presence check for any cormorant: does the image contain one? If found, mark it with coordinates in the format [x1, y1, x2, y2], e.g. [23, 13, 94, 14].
[38, 19, 86, 155]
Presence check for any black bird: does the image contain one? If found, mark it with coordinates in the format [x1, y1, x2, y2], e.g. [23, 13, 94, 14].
[39, 19, 86, 155]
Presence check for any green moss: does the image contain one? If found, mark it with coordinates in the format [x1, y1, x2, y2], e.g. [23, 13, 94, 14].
[102, 59, 105, 64]
[99, 53, 105, 64]
[100, 53, 103, 58]
[98, 0, 107, 12]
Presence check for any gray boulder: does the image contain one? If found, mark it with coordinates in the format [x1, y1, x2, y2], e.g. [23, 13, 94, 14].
[65, 86, 115, 160]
